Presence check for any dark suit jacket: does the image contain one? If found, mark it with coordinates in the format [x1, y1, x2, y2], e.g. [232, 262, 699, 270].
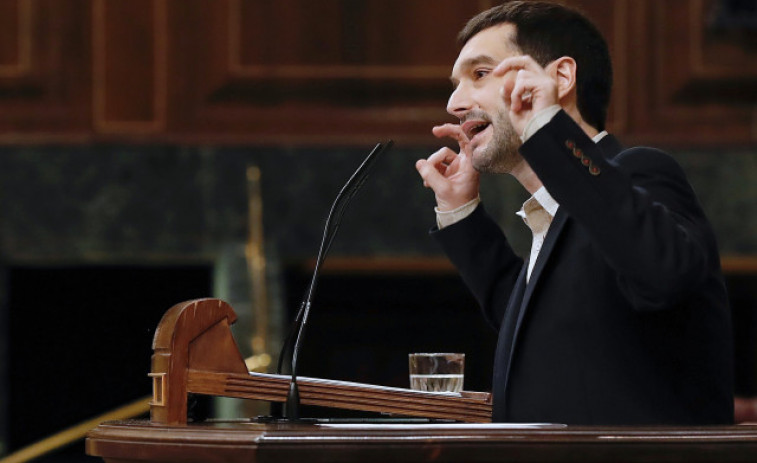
[434, 110, 734, 425]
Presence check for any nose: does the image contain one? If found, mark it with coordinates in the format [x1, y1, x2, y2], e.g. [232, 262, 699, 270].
[446, 83, 472, 119]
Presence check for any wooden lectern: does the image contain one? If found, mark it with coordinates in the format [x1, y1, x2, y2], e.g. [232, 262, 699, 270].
[86, 298, 757, 463]
[147, 298, 491, 424]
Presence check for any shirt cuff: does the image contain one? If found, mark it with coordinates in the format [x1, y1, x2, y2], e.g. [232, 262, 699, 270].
[520, 105, 561, 142]
[435, 197, 481, 229]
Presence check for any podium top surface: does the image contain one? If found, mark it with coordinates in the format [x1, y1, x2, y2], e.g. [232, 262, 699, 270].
[86, 419, 757, 463]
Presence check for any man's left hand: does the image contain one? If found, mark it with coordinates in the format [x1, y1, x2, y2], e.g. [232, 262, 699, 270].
[493, 55, 559, 136]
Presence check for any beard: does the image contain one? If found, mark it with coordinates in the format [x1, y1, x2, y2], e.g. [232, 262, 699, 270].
[470, 108, 523, 174]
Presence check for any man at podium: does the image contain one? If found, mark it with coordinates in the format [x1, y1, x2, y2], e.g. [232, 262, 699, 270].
[416, 1, 733, 425]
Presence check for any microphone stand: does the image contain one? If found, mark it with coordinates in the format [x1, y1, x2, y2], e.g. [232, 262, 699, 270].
[273, 141, 392, 420]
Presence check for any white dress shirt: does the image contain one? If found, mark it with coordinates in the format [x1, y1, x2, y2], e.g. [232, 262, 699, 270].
[516, 186, 559, 281]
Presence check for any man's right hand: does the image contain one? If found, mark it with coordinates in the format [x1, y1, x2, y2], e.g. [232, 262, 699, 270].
[415, 123, 480, 211]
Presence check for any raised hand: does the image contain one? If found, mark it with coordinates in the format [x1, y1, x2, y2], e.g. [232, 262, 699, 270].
[415, 123, 480, 211]
[493, 55, 560, 136]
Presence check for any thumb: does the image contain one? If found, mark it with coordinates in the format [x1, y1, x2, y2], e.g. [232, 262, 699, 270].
[415, 158, 449, 192]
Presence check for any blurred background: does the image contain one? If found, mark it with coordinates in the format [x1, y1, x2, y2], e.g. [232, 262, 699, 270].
[0, 0, 755, 461]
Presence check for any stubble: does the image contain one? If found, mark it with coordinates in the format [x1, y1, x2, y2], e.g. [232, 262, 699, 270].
[471, 108, 524, 174]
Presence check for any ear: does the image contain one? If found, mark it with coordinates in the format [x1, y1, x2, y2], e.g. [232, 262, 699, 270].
[550, 56, 577, 101]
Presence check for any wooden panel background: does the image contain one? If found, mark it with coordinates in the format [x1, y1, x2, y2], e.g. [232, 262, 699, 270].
[0, 0, 92, 143]
[0, 0, 754, 146]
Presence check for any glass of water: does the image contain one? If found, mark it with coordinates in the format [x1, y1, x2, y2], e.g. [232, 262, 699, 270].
[408, 353, 465, 393]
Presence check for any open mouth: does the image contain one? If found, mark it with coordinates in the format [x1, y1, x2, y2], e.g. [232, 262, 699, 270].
[462, 120, 491, 141]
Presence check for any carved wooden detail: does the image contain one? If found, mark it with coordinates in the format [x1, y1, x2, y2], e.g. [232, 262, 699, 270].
[0, 0, 753, 145]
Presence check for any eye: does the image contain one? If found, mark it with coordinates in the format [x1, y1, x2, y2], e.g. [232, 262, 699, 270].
[474, 68, 490, 80]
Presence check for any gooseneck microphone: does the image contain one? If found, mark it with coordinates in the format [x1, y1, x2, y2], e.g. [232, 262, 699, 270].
[276, 141, 393, 420]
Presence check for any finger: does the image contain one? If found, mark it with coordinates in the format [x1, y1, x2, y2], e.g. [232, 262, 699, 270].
[433, 123, 469, 148]
[432, 123, 463, 139]
[500, 78, 514, 106]
[415, 155, 452, 192]
[510, 70, 533, 113]
[499, 67, 527, 107]
[415, 159, 431, 187]
[493, 55, 544, 77]
[431, 146, 476, 179]
[517, 68, 533, 103]
[426, 146, 460, 170]
[433, 124, 471, 157]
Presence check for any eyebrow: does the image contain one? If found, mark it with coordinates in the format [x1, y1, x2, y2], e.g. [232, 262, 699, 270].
[449, 54, 500, 87]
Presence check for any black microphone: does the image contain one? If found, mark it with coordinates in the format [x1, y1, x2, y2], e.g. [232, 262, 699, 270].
[278, 140, 393, 420]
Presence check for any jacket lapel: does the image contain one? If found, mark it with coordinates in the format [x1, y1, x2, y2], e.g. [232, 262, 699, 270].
[519, 208, 568, 314]
[491, 264, 528, 421]
[499, 206, 570, 417]
[516, 133, 620, 318]
[497, 134, 623, 418]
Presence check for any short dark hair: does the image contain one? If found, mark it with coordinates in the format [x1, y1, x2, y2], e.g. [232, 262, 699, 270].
[458, 1, 613, 131]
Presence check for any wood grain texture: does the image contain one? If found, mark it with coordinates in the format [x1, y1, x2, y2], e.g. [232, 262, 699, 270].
[0, 0, 753, 145]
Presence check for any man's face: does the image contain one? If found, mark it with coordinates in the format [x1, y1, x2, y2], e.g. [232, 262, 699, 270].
[448, 24, 522, 174]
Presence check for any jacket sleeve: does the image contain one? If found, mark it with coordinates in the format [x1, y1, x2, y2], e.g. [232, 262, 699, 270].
[521, 110, 720, 311]
[431, 204, 524, 329]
